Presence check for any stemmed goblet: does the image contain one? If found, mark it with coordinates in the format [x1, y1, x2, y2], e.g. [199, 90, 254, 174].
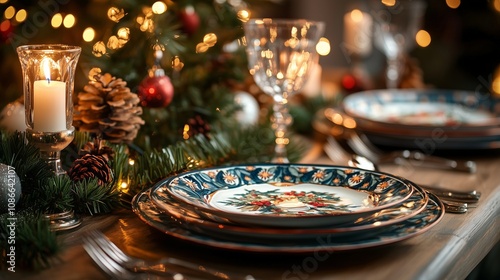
[244, 18, 325, 163]
[373, 0, 426, 88]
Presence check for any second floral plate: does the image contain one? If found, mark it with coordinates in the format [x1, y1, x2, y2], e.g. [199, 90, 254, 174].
[150, 164, 413, 228]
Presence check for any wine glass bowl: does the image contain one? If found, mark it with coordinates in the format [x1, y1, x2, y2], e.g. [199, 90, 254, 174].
[373, 0, 426, 88]
[244, 18, 325, 163]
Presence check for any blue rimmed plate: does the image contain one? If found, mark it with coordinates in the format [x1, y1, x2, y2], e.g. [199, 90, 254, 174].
[343, 89, 500, 132]
[132, 187, 443, 253]
[148, 183, 428, 243]
[150, 164, 413, 228]
[340, 89, 500, 150]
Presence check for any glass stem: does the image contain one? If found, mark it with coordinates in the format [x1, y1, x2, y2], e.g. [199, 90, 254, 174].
[271, 93, 292, 163]
[385, 54, 404, 89]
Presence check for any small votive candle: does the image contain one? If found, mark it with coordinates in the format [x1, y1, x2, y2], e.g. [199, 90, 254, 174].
[33, 79, 67, 132]
[343, 9, 373, 56]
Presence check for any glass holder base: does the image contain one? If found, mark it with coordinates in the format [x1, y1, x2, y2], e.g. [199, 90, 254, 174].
[44, 210, 82, 231]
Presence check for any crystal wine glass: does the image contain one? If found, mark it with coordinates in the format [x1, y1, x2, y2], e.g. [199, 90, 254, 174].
[373, 0, 426, 88]
[244, 18, 325, 163]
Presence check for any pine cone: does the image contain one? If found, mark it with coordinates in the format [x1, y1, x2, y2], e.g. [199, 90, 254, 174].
[74, 73, 145, 144]
[68, 138, 114, 186]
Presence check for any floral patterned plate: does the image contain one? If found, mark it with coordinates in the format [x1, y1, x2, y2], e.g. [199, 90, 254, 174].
[150, 164, 413, 228]
[343, 89, 500, 130]
[148, 183, 428, 243]
[133, 187, 444, 253]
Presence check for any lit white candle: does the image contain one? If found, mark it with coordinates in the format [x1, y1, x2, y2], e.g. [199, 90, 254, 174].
[343, 9, 373, 56]
[33, 60, 67, 132]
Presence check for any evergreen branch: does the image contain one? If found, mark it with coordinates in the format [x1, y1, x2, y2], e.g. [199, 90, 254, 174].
[73, 131, 93, 152]
[0, 131, 53, 196]
[72, 178, 120, 215]
[0, 211, 60, 271]
[22, 176, 74, 214]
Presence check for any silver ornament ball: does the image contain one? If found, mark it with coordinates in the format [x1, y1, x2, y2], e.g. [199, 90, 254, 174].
[0, 163, 22, 213]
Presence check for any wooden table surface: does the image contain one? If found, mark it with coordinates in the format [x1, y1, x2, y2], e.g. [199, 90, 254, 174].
[7, 141, 500, 280]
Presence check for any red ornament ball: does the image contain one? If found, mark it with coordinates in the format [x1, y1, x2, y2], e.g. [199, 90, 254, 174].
[138, 74, 174, 108]
[179, 5, 200, 36]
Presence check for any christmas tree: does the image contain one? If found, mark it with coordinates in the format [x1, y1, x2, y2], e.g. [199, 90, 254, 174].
[0, 0, 287, 147]
[0, 0, 316, 270]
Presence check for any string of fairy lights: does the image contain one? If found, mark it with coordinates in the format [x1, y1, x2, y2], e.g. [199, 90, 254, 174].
[0, 0, 499, 92]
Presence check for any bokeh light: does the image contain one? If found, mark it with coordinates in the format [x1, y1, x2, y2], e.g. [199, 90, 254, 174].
[117, 27, 130, 41]
[15, 9, 27, 23]
[172, 56, 184, 71]
[63, 14, 76, 28]
[107, 7, 125, 22]
[51, 13, 63, 28]
[381, 0, 396, 7]
[493, 77, 500, 95]
[493, 66, 500, 95]
[494, 0, 500, 12]
[152, 1, 167, 14]
[0, 20, 10, 32]
[88, 67, 102, 80]
[237, 9, 250, 22]
[446, 0, 461, 9]
[4, 6, 15, 20]
[82, 27, 95, 42]
[316, 37, 331, 56]
[203, 33, 217, 46]
[196, 43, 209, 53]
[92, 41, 106, 57]
[416, 30, 431, 47]
[107, 36, 120, 49]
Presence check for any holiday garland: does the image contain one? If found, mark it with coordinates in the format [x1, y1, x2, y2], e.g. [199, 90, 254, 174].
[0, 124, 308, 270]
[0, 0, 336, 271]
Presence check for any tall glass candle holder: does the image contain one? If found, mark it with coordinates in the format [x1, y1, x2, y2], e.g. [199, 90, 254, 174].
[17, 44, 81, 231]
[17, 44, 81, 175]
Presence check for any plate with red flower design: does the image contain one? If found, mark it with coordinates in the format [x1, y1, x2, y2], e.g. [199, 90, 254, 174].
[150, 164, 413, 228]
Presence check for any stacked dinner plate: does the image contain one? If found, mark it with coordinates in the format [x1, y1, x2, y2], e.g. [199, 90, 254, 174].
[339, 89, 500, 150]
[132, 163, 444, 253]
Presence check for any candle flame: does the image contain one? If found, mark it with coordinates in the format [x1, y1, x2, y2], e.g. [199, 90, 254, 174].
[41, 58, 51, 83]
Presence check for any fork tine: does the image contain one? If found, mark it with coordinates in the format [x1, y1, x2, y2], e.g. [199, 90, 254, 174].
[324, 136, 351, 164]
[83, 235, 136, 280]
[85, 230, 248, 280]
[345, 131, 381, 162]
[89, 230, 130, 263]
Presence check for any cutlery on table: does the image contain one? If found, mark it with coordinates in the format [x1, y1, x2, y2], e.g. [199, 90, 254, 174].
[345, 130, 477, 174]
[83, 234, 188, 279]
[83, 230, 255, 280]
[348, 153, 481, 203]
[323, 136, 476, 213]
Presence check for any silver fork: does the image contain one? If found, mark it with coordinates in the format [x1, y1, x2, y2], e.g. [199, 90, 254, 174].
[85, 230, 255, 280]
[345, 130, 477, 173]
[82, 233, 182, 280]
[323, 136, 470, 213]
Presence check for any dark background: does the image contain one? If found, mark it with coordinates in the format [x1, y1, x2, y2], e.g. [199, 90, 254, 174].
[1, 0, 499, 107]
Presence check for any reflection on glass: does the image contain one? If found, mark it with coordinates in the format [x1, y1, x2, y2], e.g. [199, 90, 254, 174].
[373, 0, 426, 89]
[244, 18, 324, 163]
